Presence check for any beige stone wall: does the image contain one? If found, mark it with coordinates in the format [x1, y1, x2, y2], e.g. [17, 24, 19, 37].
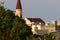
[37, 25, 41, 30]
[31, 24, 42, 34]
[32, 25, 37, 34]
[25, 18, 56, 34]
[57, 21, 60, 25]
[24, 18, 45, 34]
[24, 18, 31, 26]
[15, 9, 22, 17]
[45, 26, 55, 33]
[45, 22, 56, 33]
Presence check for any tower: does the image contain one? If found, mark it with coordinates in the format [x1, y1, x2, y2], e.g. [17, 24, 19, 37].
[15, 0, 22, 18]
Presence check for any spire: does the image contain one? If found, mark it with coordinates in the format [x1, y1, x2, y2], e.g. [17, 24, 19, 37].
[15, 0, 22, 18]
[16, 0, 22, 9]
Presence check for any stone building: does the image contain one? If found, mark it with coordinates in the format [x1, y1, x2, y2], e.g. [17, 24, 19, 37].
[24, 17, 45, 34]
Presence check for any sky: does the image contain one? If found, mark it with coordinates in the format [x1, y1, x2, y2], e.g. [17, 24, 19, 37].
[1, 0, 60, 22]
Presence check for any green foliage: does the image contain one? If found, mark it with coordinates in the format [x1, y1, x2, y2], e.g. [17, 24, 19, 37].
[44, 33, 56, 40]
[0, 5, 32, 40]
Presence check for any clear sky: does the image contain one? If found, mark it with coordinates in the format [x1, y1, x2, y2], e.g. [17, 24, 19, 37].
[1, 0, 60, 21]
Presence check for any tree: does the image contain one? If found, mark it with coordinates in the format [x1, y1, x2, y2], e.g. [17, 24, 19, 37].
[44, 33, 56, 40]
[9, 17, 32, 40]
[0, 4, 32, 40]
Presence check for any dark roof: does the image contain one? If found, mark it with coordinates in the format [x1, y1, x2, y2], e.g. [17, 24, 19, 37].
[27, 18, 45, 23]
[16, 0, 22, 9]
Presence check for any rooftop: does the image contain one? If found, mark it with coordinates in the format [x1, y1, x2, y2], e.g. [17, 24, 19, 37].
[27, 18, 45, 23]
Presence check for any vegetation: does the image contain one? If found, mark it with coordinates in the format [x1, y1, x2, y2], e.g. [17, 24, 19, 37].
[0, 4, 34, 40]
[0, 3, 59, 40]
[44, 33, 56, 40]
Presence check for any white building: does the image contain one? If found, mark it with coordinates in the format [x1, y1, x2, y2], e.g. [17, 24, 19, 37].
[24, 17, 45, 34]
[15, 0, 60, 35]
[15, 0, 45, 34]
[45, 21, 56, 33]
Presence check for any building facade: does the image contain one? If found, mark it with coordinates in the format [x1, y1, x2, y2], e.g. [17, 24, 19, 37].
[15, 0, 60, 35]
[24, 17, 45, 34]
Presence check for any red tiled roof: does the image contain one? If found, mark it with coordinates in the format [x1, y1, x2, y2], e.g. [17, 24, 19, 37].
[16, 0, 22, 9]
[27, 18, 45, 23]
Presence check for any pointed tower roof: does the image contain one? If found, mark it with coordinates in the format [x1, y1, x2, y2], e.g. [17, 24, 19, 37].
[16, 0, 22, 9]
